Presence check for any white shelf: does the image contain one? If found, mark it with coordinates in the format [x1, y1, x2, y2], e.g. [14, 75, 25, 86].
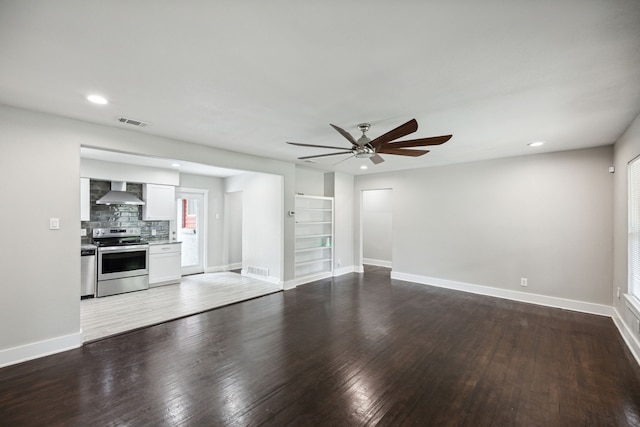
[296, 221, 332, 224]
[296, 246, 332, 253]
[295, 195, 334, 280]
[295, 258, 332, 267]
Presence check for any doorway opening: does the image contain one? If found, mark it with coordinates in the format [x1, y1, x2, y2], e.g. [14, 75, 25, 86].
[361, 188, 393, 270]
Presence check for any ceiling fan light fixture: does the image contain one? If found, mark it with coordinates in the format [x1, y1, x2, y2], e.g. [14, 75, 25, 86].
[354, 146, 374, 158]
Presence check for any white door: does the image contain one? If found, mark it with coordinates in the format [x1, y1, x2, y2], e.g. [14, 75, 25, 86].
[175, 189, 206, 275]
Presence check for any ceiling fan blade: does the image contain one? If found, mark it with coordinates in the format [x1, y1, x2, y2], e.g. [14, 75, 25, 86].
[298, 151, 353, 160]
[287, 142, 352, 150]
[370, 154, 385, 164]
[330, 124, 358, 146]
[333, 154, 355, 166]
[369, 119, 418, 149]
[382, 134, 452, 148]
[377, 147, 430, 157]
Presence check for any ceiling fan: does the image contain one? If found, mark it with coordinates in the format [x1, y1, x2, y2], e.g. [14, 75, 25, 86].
[287, 118, 452, 165]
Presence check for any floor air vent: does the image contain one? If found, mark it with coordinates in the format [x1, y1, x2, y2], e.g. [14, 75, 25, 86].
[117, 117, 150, 127]
[246, 266, 269, 278]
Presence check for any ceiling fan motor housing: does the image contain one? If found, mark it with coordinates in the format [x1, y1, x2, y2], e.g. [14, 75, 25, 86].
[357, 123, 371, 146]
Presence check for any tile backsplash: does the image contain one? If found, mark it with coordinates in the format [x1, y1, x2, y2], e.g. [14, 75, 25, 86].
[81, 179, 170, 244]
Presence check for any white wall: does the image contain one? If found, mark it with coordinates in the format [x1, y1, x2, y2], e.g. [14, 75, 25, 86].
[612, 111, 640, 361]
[0, 104, 296, 367]
[225, 190, 243, 268]
[0, 106, 83, 366]
[362, 189, 392, 267]
[225, 172, 284, 284]
[295, 165, 325, 196]
[81, 158, 180, 185]
[179, 173, 224, 270]
[355, 146, 613, 306]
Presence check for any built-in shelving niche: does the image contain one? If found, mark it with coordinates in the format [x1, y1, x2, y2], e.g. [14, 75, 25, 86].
[294, 195, 334, 282]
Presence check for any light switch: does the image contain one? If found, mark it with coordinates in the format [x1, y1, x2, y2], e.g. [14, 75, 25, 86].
[49, 218, 60, 230]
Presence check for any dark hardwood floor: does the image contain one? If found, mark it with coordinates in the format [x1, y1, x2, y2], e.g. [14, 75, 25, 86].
[2, 267, 640, 426]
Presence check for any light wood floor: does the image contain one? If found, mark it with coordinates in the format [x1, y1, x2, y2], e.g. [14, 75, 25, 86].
[80, 272, 281, 342]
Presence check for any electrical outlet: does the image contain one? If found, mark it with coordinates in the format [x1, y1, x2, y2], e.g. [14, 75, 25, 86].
[337, 259, 341, 267]
[617, 287, 621, 299]
[151, 229, 157, 236]
[80, 228, 87, 237]
[49, 218, 60, 230]
[520, 278, 528, 287]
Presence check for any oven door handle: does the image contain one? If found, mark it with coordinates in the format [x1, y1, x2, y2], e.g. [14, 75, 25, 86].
[98, 245, 149, 253]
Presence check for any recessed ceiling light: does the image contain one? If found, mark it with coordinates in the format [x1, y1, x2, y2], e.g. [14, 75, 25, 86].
[87, 94, 108, 105]
[528, 141, 544, 147]
[171, 163, 180, 168]
[360, 165, 368, 170]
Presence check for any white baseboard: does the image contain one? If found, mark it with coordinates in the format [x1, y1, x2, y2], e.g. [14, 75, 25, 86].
[283, 271, 333, 290]
[241, 271, 282, 287]
[391, 271, 613, 317]
[283, 279, 298, 290]
[363, 258, 392, 268]
[355, 265, 365, 273]
[333, 265, 358, 277]
[612, 307, 640, 366]
[0, 331, 83, 369]
[204, 263, 242, 273]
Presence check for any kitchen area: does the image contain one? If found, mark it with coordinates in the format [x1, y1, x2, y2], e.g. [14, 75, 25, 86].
[78, 152, 284, 343]
[80, 179, 182, 299]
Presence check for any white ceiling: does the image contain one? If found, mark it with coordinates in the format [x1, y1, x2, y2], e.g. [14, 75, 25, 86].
[1, 1, 639, 175]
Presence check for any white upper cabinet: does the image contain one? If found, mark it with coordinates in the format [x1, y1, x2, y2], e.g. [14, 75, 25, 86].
[80, 178, 90, 221]
[143, 184, 175, 221]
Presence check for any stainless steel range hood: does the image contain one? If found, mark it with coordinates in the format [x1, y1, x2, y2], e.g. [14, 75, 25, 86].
[96, 181, 145, 205]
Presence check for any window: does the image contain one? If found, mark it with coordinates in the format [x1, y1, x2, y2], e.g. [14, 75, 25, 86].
[628, 156, 640, 300]
[181, 199, 197, 230]
[187, 199, 197, 216]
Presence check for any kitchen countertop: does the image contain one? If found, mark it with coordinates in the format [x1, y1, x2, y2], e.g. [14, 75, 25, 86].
[81, 244, 97, 250]
[145, 240, 182, 245]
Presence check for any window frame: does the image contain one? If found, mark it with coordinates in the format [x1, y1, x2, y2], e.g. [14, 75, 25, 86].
[628, 155, 640, 303]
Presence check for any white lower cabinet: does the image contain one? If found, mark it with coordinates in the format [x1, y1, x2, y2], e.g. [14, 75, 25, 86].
[149, 242, 182, 287]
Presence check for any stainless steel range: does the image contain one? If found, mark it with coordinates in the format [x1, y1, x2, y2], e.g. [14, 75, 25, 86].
[92, 227, 149, 297]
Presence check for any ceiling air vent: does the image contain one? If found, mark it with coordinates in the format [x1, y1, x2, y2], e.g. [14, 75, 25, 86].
[117, 117, 149, 127]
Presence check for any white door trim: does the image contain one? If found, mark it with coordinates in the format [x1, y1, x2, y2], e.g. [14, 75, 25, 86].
[175, 187, 208, 275]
